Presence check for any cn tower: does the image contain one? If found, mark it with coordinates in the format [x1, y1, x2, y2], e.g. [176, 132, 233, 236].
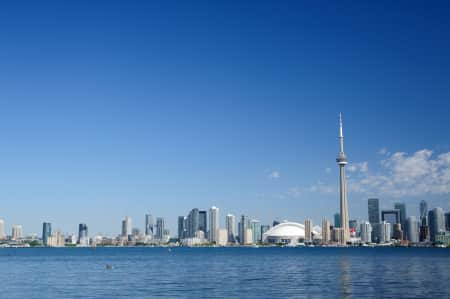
[336, 113, 350, 243]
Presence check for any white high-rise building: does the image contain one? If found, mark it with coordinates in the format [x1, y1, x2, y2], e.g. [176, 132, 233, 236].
[226, 214, 236, 243]
[216, 229, 228, 246]
[360, 221, 372, 243]
[122, 216, 132, 237]
[209, 206, 219, 243]
[0, 219, 5, 240]
[304, 219, 312, 242]
[321, 219, 330, 245]
[406, 216, 420, 243]
[12, 225, 22, 240]
[336, 113, 350, 243]
[377, 221, 391, 243]
[47, 230, 65, 247]
[245, 228, 253, 245]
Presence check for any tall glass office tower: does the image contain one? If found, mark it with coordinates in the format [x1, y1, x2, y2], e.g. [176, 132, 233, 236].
[239, 215, 249, 245]
[406, 216, 419, 243]
[122, 216, 132, 237]
[419, 200, 428, 224]
[429, 208, 445, 242]
[42, 222, 52, 246]
[199, 210, 207, 236]
[178, 216, 186, 239]
[187, 208, 199, 238]
[368, 198, 380, 224]
[78, 223, 88, 246]
[226, 214, 236, 243]
[145, 214, 153, 236]
[368, 198, 380, 242]
[250, 219, 261, 243]
[394, 202, 407, 239]
[209, 206, 219, 243]
[334, 213, 341, 228]
[155, 217, 165, 239]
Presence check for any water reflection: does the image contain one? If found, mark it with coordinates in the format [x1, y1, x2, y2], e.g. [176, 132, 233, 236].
[339, 256, 352, 299]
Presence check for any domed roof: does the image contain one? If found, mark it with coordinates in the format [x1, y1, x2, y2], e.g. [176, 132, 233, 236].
[263, 222, 306, 238]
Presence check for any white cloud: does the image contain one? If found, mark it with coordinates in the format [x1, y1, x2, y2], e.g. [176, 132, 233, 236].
[268, 170, 280, 180]
[302, 149, 450, 198]
[347, 162, 368, 173]
[347, 149, 450, 197]
[378, 147, 388, 155]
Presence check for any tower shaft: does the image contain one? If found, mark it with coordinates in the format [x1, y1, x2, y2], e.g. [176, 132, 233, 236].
[336, 113, 350, 244]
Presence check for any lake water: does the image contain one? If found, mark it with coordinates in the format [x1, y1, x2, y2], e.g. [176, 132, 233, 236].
[0, 247, 448, 298]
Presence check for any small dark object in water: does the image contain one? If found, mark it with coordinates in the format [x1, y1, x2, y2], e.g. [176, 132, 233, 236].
[106, 264, 113, 270]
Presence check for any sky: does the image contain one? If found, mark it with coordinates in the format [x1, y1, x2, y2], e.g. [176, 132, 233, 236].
[0, 0, 449, 236]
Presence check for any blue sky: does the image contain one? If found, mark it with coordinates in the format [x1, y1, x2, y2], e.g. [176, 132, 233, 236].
[0, 0, 449, 236]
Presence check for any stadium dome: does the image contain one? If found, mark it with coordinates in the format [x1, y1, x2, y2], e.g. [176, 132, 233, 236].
[263, 221, 315, 245]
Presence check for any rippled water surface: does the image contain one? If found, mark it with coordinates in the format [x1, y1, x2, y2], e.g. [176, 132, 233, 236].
[0, 247, 449, 298]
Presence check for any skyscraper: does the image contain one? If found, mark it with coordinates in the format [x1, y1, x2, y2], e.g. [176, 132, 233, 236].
[445, 212, 450, 231]
[145, 214, 153, 236]
[394, 202, 407, 239]
[122, 217, 132, 237]
[304, 219, 312, 242]
[12, 225, 22, 240]
[155, 217, 165, 239]
[393, 223, 403, 240]
[0, 219, 5, 240]
[336, 113, 350, 243]
[239, 215, 249, 245]
[78, 223, 88, 246]
[419, 223, 429, 242]
[209, 206, 219, 243]
[368, 198, 380, 224]
[42, 222, 52, 246]
[381, 210, 400, 224]
[377, 221, 391, 243]
[419, 200, 428, 224]
[429, 207, 445, 242]
[187, 208, 199, 238]
[321, 219, 330, 245]
[199, 210, 207, 236]
[360, 222, 372, 243]
[349, 219, 358, 232]
[367, 198, 380, 243]
[250, 219, 261, 244]
[406, 216, 419, 243]
[334, 213, 341, 228]
[178, 216, 186, 239]
[381, 209, 400, 238]
[225, 214, 236, 243]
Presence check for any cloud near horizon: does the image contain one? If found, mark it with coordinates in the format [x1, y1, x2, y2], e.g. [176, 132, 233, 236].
[288, 149, 450, 199]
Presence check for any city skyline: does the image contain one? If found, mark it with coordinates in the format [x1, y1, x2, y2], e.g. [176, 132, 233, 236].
[0, 112, 449, 236]
[1, 1, 450, 236]
[1, 179, 449, 247]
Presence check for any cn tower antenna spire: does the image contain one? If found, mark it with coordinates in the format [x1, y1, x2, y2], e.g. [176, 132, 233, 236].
[339, 112, 344, 153]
